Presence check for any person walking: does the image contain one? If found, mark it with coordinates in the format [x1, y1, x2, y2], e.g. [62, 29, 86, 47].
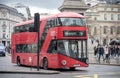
[118, 46, 120, 57]
[104, 44, 110, 63]
[94, 46, 99, 57]
[94, 46, 97, 56]
[98, 44, 104, 62]
[110, 46, 114, 58]
[115, 45, 119, 57]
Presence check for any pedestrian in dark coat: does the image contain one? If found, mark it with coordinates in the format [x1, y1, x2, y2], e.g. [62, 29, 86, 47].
[94, 46, 99, 57]
[98, 45, 104, 62]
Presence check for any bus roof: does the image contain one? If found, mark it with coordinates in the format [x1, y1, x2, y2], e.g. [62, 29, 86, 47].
[15, 12, 84, 26]
[42, 12, 84, 20]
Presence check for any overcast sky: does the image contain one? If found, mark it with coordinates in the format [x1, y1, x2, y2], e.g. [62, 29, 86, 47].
[0, 0, 64, 16]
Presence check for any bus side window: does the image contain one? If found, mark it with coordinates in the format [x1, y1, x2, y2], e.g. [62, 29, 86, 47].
[16, 44, 22, 53]
[22, 26, 27, 32]
[56, 18, 61, 26]
[27, 44, 32, 52]
[47, 41, 57, 54]
[29, 23, 35, 32]
[14, 27, 20, 33]
[49, 18, 61, 27]
[29, 27, 34, 32]
[50, 20, 53, 27]
[23, 44, 28, 53]
[16, 45, 20, 53]
[50, 19, 55, 27]
[32, 44, 37, 53]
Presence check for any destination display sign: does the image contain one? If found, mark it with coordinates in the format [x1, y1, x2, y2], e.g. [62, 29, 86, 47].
[63, 31, 86, 37]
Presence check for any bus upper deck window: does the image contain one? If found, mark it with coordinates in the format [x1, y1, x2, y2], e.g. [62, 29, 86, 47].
[29, 27, 35, 32]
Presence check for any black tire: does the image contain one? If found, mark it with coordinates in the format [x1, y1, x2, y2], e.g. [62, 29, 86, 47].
[17, 57, 21, 66]
[43, 58, 48, 70]
[70, 67, 75, 70]
[3, 53, 6, 56]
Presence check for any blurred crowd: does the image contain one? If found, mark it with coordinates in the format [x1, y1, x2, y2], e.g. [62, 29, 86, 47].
[94, 44, 120, 63]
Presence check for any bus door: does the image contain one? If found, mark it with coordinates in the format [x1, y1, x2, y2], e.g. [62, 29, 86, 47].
[77, 40, 88, 65]
[78, 40, 87, 59]
[67, 40, 88, 67]
[57, 40, 71, 67]
[47, 40, 59, 68]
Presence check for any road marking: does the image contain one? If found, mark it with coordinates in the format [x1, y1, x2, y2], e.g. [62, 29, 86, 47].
[74, 72, 120, 78]
[97, 72, 120, 76]
[74, 75, 91, 78]
[74, 76, 90, 78]
[74, 74, 98, 78]
[94, 74, 98, 78]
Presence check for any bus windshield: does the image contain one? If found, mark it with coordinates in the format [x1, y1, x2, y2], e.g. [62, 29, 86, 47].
[59, 18, 86, 26]
[48, 40, 87, 59]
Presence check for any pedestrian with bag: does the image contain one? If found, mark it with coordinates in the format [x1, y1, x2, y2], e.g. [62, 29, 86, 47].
[104, 44, 110, 63]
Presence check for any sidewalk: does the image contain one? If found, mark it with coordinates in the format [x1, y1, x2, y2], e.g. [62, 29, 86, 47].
[0, 68, 60, 74]
[87, 40, 120, 66]
[0, 53, 60, 74]
[0, 63, 60, 74]
[89, 51, 120, 66]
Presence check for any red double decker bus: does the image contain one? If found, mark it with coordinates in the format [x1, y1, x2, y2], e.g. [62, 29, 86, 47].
[11, 12, 88, 70]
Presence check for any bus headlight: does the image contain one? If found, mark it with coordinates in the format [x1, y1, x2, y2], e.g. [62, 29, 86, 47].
[61, 60, 67, 65]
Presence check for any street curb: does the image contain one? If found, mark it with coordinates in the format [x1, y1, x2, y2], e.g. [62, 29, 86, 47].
[89, 63, 120, 66]
[0, 70, 60, 74]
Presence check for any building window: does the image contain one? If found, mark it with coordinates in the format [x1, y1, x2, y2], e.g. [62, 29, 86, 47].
[2, 33, 6, 38]
[104, 8, 107, 11]
[3, 21, 6, 24]
[103, 39, 106, 46]
[104, 26, 108, 34]
[118, 14, 120, 20]
[118, 8, 120, 12]
[117, 26, 120, 34]
[111, 14, 114, 20]
[94, 17, 97, 21]
[88, 25, 91, 35]
[110, 26, 114, 34]
[1, 10, 7, 18]
[94, 27, 97, 34]
[111, 8, 114, 11]
[2, 24, 7, 32]
[104, 14, 107, 20]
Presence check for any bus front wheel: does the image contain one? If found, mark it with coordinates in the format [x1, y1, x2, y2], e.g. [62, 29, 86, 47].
[70, 67, 75, 70]
[43, 58, 48, 70]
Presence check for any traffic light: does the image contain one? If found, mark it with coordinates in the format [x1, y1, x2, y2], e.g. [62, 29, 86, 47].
[34, 13, 40, 32]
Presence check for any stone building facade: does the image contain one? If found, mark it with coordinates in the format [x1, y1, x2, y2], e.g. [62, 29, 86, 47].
[59, 0, 89, 15]
[0, 4, 25, 46]
[59, 0, 120, 45]
[86, 3, 120, 45]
